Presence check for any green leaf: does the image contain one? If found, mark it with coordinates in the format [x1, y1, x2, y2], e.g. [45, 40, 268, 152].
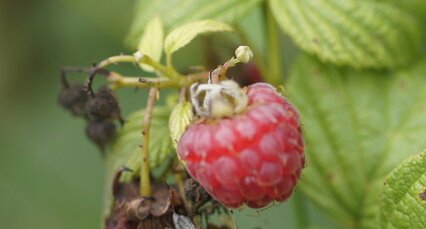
[287, 55, 426, 228]
[103, 106, 173, 217]
[379, 150, 426, 229]
[380, 0, 426, 21]
[137, 17, 164, 72]
[269, 0, 422, 69]
[126, 0, 263, 47]
[164, 20, 232, 58]
[169, 102, 193, 150]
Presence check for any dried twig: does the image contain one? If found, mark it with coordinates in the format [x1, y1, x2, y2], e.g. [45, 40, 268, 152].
[140, 87, 159, 196]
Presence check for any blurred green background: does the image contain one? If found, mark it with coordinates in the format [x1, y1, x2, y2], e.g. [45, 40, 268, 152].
[0, 1, 134, 228]
[0, 1, 341, 228]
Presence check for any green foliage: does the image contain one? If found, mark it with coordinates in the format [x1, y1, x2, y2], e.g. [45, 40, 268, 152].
[80, 0, 426, 228]
[137, 17, 164, 72]
[381, 0, 426, 20]
[379, 150, 426, 229]
[169, 102, 193, 150]
[269, 0, 422, 69]
[164, 20, 233, 62]
[103, 107, 173, 216]
[126, 0, 263, 47]
[287, 56, 426, 228]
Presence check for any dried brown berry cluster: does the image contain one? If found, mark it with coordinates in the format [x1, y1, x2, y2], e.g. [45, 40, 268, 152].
[58, 71, 123, 151]
[106, 169, 231, 229]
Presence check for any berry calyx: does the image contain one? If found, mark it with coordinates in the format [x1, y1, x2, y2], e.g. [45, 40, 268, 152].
[178, 82, 305, 208]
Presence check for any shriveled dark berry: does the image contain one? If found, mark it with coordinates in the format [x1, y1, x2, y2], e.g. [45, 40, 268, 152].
[58, 83, 89, 116]
[86, 120, 116, 150]
[85, 86, 124, 123]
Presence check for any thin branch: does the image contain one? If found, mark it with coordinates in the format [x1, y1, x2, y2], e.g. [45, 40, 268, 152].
[72, 64, 111, 97]
[85, 64, 98, 97]
[174, 172, 190, 213]
[60, 66, 109, 89]
[63, 53, 204, 95]
[140, 87, 159, 197]
[97, 54, 183, 79]
[60, 69, 70, 88]
[265, 1, 282, 85]
[97, 55, 136, 68]
[107, 71, 209, 89]
[178, 87, 187, 103]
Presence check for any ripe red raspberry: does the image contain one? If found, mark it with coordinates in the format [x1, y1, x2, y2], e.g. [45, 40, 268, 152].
[178, 82, 305, 208]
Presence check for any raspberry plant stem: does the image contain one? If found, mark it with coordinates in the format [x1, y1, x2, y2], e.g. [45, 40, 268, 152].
[97, 54, 183, 79]
[265, 2, 282, 86]
[97, 55, 135, 68]
[107, 71, 208, 89]
[174, 172, 190, 212]
[140, 87, 159, 196]
[178, 87, 187, 103]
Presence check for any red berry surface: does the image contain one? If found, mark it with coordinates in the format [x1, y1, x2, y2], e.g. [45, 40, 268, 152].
[178, 83, 305, 208]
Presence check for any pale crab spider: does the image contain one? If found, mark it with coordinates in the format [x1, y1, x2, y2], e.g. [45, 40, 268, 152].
[190, 79, 248, 118]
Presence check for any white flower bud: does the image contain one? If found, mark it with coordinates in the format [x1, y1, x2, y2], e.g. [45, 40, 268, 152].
[235, 46, 253, 63]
